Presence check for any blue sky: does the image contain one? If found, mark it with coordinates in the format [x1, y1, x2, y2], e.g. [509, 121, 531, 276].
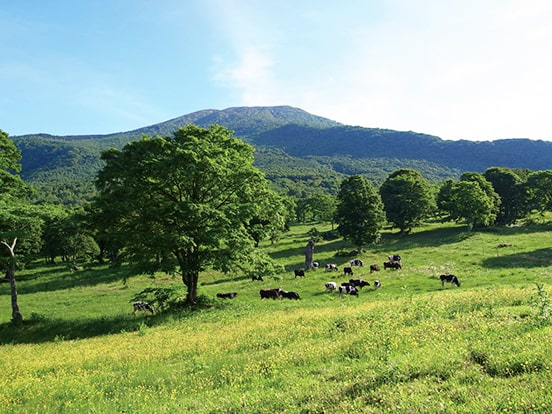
[1, 1, 552, 141]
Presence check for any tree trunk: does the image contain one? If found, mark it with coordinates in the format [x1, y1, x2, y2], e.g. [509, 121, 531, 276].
[304, 237, 316, 269]
[182, 271, 199, 304]
[1, 238, 23, 324]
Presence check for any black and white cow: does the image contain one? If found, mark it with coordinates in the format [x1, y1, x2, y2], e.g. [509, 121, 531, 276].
[133, 301, 155, 315]
[350, 259, 364, 267]
[343, 266, 354, 276]
[325, 263, 338, 272]
[349, 279, 370, 288]
[294, 269, 305, 278]
[260, 289, 282, 299]
[217, 292, 238, 299]
[280, 290, 301, 300]
[339, 285, 359, 297]
[325, 281, 338, 292]
[251, 275, 264, 281]
[440, 274, 460, 287]
[388, 254, 402, 263]
[374, 280, 381, 289]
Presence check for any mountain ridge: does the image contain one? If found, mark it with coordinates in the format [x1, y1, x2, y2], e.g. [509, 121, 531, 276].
[9, 105, 552, 204]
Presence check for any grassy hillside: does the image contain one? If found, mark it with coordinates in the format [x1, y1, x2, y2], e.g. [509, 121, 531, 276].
[1, 221, 551, 413]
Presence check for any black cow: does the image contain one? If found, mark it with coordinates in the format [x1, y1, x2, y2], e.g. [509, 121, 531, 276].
[339, 285, 358, 297]
[133, 301, 155, 315]
[440, 274, 460, 287]
[294, 269, 305, 278]
[343, 266, 354, 276]
[217, 292, 238, 299]
[260, 289, 281, 299]
[280, 290, 301, 300]
[251, 275, 264, 281]
[384, 261, 402, 270]
[369, 264, 380, 272]
[349, 279, 370, 288]
[350, 259, 364, 267]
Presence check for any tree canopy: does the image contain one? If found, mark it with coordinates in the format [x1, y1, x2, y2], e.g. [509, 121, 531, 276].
[334, 175, 385, 251]
[379, 169, 436, 233]
[91, 125, 280, 303]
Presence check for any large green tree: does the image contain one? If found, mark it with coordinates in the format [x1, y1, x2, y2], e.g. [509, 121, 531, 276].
[334, 175, 385, 251]
[525, 170, 552, 220]
[448, 181, 497, 229]
[379, 169, 436, 233]
[91, 125, 278, 303]
[0, 130, 42, 323]
[484, 167, 528, 225]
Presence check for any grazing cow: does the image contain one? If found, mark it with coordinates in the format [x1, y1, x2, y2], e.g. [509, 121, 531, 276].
[374, 280, 381, 289]
[325, 263, 338, 272]
[339, 285, 358, 297]
[133, 301, 155, 315]
[312, 262, 320, 269]
[325, 281, 338, 292]
[217, 292, 238, 299]
[343, 266, 354, 276]
[350, 259, 364, 267]
[280, 290, 301, 300]
[251, 275, 264, 281]
[369, 264, 380, 272]
[440, 274, 461, 287]
[388, 254, 402, 263]
[497, 243, 513, 248]
[260, 289, 281, 299]
[384, 261, 402, 270]
[349, 279, 370, 288]
[294, 269, 305, 278]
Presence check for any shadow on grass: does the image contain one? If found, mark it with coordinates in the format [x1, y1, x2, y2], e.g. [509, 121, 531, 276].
[482, 247, 552, 269]
[0, 301, 226, 345]
[15, 265, 131, 295]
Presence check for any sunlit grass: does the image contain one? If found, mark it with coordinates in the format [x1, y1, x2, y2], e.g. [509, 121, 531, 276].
[0, 221, 551, 412]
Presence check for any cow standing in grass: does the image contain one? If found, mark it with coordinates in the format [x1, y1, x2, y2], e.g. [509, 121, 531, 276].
[133, 301, 155, 315]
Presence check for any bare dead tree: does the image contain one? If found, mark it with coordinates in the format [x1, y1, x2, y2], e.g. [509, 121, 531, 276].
[1, 238, 23, 323]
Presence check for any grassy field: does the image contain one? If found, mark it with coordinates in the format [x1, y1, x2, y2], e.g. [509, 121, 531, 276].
[1, 221, 551, 413]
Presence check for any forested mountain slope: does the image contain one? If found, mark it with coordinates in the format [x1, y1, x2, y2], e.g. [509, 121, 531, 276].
[10, 105, 552, 204]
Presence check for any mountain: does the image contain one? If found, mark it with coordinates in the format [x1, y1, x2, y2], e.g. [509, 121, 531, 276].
[10, 105, 552, 205]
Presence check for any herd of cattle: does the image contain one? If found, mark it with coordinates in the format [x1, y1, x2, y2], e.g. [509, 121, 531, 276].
[133, 254, 461, 314]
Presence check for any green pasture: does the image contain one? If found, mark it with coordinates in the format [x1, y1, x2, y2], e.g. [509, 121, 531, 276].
[1, 221, 551, 413]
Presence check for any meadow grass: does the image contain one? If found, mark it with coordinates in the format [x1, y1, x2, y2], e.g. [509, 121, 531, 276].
[0, 221, 551, 413]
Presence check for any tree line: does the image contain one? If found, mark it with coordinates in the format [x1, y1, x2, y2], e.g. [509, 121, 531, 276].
[2, 126, 552, 322]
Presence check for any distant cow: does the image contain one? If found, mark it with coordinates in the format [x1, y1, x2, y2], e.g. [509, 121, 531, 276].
[388, 254, 402, 263]
[280, 290, 301, 300]
[369, 264, 380, 272]
[374, 280, 381, 289]
[349, 279, 370, 289]
[497, 243, 513, 248]
[384, 261, 402, 270]
[339, 285, 358, 297]
[312, 262, 320, 269]
[294, 269, 305, 278]
[325, 281, 338, 292]
[440, 274, 460, 287]
[343, 266, 354, 276]
[217, 292, 238, 299]
[251, 275, 264, 281]
[133, 301, 155, 315]
[325, 263, 338, 272]
[260, 289, 281, 299]
[350, 259, 364, 267]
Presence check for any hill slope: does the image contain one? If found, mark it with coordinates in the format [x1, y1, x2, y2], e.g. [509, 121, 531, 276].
[10, 105, 552, 204]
